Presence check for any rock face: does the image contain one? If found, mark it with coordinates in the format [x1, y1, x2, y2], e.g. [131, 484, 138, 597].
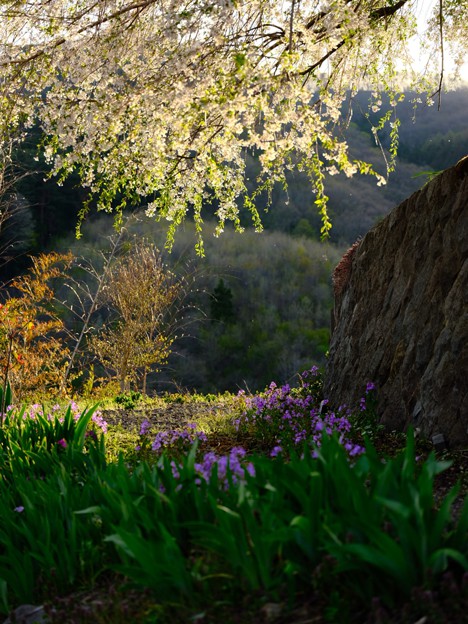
[325, 157, 468, 448]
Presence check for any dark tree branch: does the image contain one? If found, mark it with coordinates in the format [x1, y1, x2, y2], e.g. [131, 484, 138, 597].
[300, 39, 346, 80]
[300, 0, 411, 82]
[289, 0, 296, 53]
[370, 0, 409, 20]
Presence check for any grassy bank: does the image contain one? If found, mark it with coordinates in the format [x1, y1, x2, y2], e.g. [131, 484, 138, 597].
[0, 370, 467, 623]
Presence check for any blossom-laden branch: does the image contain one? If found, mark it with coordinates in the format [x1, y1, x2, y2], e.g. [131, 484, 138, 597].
[0, 1, 465, 251]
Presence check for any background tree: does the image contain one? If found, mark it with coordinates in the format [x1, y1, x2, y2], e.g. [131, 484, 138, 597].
[0, 1, 466, 249]
[0, 252, 72, 400]
[0, 134, 36, 280]
[210, 279, 235, 324]
[90, 243, 182, 393]
[57, 219, 136, 393]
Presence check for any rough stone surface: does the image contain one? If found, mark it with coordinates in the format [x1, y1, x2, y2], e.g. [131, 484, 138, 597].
[325, 157, 468, 448]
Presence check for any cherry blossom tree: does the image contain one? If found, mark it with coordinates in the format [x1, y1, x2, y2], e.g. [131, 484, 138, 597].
[0, 1, 466, 250]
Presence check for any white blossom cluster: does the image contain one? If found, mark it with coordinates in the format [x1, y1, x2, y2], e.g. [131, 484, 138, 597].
[0, 0, 464, 250]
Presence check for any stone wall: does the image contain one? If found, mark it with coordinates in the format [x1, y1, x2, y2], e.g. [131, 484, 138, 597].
[325, 157, 468, 448]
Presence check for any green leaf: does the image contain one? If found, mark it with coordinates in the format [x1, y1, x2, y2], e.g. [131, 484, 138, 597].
[0, 579, 9, 615]
[428, 484, 460, 550]
[216, 504, 240, 519]
[75, 404, 100, 448]
[374, 496, 411, 519]
[412, 170, 442, 181]
[429, 548, 468, 575]
[105, 533, 135, 558]
[234, 52, 246, 69]
[451, 496, 468, 547]
[401, 427, 416, 480]
[74, 506, 102, 515]
[339, 540, 412, 590]
[185, 440, 199, 473]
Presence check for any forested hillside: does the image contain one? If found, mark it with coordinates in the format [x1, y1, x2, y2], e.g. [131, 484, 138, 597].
[158, 231, 339, 393]
[251, 88, 468, 243]
[59, 218, 344, 393]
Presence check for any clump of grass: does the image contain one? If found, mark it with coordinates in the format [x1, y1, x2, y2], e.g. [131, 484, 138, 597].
[104, 425, 140, 464]
[114, 391, 142, 410]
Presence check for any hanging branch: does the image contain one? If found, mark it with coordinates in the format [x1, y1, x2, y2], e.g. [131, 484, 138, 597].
[437, 0, 445, 110]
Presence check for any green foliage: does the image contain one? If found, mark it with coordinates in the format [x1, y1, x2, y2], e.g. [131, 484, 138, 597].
[161, 392, 186, 404]
[0, 419, 466, 621]
[103, 425, 140, 464]
[0, 465, 109, 612]
[12, 125, 84, 257]
[160, 391, 224, 404]
[0, 404, 108, 613]
[401, 127, 468, 172]
[164, 227, 342, 393]
[0, 381, 12, 423]
[0, 404, 105, 482]
[348, 384, 384, 441]
[114, 391, 142, 410]
[210, 278, 235, 324]
[412, 169, 443, 182]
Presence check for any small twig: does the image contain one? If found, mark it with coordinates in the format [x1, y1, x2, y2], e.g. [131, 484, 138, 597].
[437, 0, 444, 110]
[288, 0, 296, 54]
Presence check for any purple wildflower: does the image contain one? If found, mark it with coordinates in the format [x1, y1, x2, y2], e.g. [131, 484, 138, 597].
[245, 462, 255, 477]
[139, 419, 151, 436]
[194, 447, 253, 488]
[91, 411, 108, 433]
[150, 426, 207, 453]
[170, 460, 180, 480]
[235, 370, 365, 460]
